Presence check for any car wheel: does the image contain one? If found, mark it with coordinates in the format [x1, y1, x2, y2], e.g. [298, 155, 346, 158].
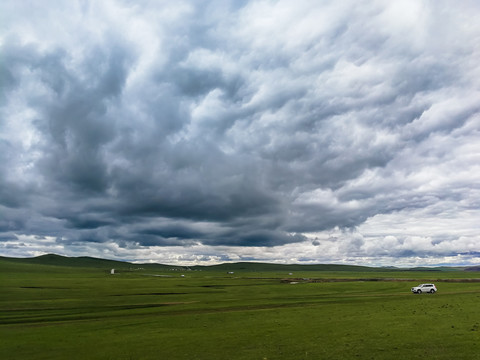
[417, 290, 422, 294]
[430, 289, 435, 294]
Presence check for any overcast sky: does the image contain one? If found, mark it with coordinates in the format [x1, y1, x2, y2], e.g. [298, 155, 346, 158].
[1, 0, 479, 267]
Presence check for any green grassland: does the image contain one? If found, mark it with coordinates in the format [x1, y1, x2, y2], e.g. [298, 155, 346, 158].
[1, 256, 480, 359]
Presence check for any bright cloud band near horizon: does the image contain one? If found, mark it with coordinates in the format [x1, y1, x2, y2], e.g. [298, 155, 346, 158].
[1, 0, 479, 267]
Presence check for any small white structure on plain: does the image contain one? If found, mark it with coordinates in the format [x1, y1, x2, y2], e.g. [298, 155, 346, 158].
[288, 273, 293, 276]
[180, 274, 185, 277]
[111, 269, 115, 275]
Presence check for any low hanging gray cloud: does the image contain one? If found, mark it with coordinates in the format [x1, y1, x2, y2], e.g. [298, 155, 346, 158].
[1, 1, 479, 265]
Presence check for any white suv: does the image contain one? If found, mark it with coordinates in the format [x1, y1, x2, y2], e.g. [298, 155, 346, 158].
[411, 283, 437, 294]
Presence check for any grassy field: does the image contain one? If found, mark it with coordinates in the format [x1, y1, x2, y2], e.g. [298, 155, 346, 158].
[1, 257, 480, 359]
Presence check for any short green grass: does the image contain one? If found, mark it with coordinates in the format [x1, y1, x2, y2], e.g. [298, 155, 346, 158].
[1, 259, 480, 359]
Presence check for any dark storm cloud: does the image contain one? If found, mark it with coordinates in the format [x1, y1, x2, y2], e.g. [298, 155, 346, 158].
[139, 224, 204, 241]
[209, 230, 306, 248]
[36, 46, 132, 193]
[1, 0, 480, 264]
[0, 208, 25, 232]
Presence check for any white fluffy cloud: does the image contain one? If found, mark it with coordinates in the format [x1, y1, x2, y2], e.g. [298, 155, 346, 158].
[1, 0, 480, 266]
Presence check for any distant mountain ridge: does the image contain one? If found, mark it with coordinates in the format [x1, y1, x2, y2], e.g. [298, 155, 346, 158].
[0, 253, 477, 272]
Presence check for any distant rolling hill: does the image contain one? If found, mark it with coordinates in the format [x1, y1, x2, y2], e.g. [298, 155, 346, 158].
[0, 254, 382, 271]
[0, 254, 180, 271]
[464, 266, 480, 272]
[0, 254, 384, 272]
[1, 253, 126, 267]
[190, 262, 384, 272]
[0, 254, 475, 272]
